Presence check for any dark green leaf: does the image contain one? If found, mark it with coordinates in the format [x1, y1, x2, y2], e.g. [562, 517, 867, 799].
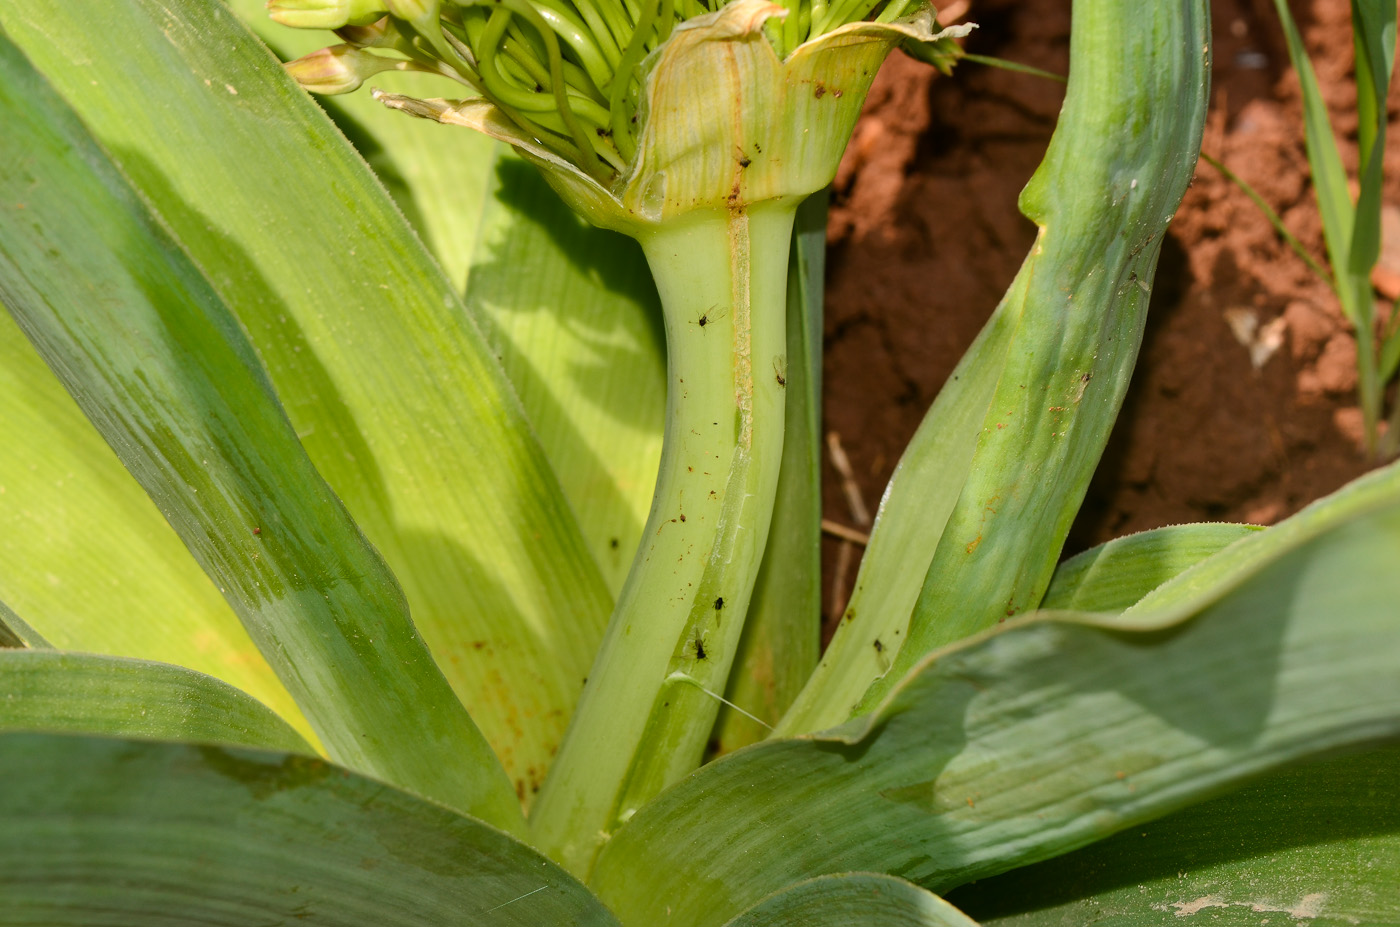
[1040, 523, 1260, 613]
[591, 468, 1400, 925]
[724, 873, 979, 927]
[952, 745, 1400, 926]
[0, 650, 311, 754]
[0, 733, 619, 926]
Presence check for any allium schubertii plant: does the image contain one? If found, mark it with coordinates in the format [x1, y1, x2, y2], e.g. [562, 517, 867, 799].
[1, 0, 1399, 923]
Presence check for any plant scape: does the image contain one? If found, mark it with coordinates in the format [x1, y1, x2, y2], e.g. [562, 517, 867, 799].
[0, 0, 1397, 924]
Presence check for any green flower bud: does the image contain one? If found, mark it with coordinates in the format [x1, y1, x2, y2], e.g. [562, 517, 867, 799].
[267, 0, 387, 31]
[284, 44, 400, 94]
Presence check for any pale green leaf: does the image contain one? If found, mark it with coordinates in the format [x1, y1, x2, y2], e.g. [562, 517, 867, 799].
[1040, 523, 1260, 613]
[0, 306, 310, 741]
[590, 467, 1400, 926]
[0, 0, 614, 801]
[465, 152, 666, 592]
[0, 650, 312, 754]
[863, 0, 1212, 704]
[245, 0, 671, 596]
[0, 733, 620, 926]
[224, 0, 501, 288]
[783, 0, 1210, 732]
[724, 873, 979, 927]
[0, 33, 518, 830]
[718, 190, 828, 750]
[952, 745, 1400, 926]
[776, 280, 1018, 735]
[1125, 458, 1400, 620]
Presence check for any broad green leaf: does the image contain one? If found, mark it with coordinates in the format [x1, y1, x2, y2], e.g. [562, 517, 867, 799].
[718, 190, 829, 750]
[236, 2, 669, 595]
[225, 0, 500, 288]
[860, 0, 1211, 706]
[0, 733, 620, 926]
[1126, 457, 1400, 619]
[0, 34, 519, 830]
[0, 0, 614, 800]
[724, 874, 979, 927]
[776, 270, 1019, 736]
[951, 744, 1400, 926]
[0, 651, 312, 755]
[590, 469, 1400, 926]
[1039, 523, 1260, 613]
[784, 0, 1210, 732]
[465, 152, 666, 593]
[0, 307, 309, 740]
[244, 0, 670, 596]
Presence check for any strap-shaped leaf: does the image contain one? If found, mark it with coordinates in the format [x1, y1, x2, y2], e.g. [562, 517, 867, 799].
[0, 733, 619, 926]
[776, 279, 1019, 735]
[723, 874, 978, 927]
[1268, 0, 1355, 317]
[0, 0, 614, 800]
[859, 0, 1210, 705]
[465, 152, 666, 593]
[1039, 523, 1260, 613]
[590, 470, 1400, 926]
[0, 651, 311, 755]
[0, 600, 48, 650]
[225, 0, 501, 289]
[0, 33, 519, 830]
[952, 744, 1400, 926]
[0, 307, 309, 739]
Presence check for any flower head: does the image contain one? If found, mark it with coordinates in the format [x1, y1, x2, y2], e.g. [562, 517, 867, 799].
[275, 0, 971, 229]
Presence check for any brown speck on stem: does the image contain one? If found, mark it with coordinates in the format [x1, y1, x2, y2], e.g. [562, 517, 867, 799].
[252, 527, 261, 536]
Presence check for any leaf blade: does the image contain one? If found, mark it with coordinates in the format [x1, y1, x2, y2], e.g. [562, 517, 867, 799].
[1040, 523, 1261, 614]
[724, 873, 979, 927]
[0, 307, 310, 740]
[591, 467, 1400, 925]
[465, 152, 667, 593]
[0, 32, 519, 829]
[0, 0, 615, 799]
[0, 732, 619, 926]
[951, 745, 1400, 926]
[0, 650, 312, 754]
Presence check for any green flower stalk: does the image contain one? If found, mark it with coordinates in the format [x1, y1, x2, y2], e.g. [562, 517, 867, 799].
[274, 0, 969, 877]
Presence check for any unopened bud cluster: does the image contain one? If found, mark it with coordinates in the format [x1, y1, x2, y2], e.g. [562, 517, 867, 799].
[273, 0, 961, 188]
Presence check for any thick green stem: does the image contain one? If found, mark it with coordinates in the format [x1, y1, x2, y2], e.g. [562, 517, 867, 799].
[529, 202, 795, 877]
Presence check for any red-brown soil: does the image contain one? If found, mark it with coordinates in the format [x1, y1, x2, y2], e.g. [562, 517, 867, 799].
[821, 0, 1397, 617]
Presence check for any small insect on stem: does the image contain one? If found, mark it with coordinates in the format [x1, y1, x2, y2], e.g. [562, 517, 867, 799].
[695, 304, 727, 331]
[772, 356, 787, 387]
